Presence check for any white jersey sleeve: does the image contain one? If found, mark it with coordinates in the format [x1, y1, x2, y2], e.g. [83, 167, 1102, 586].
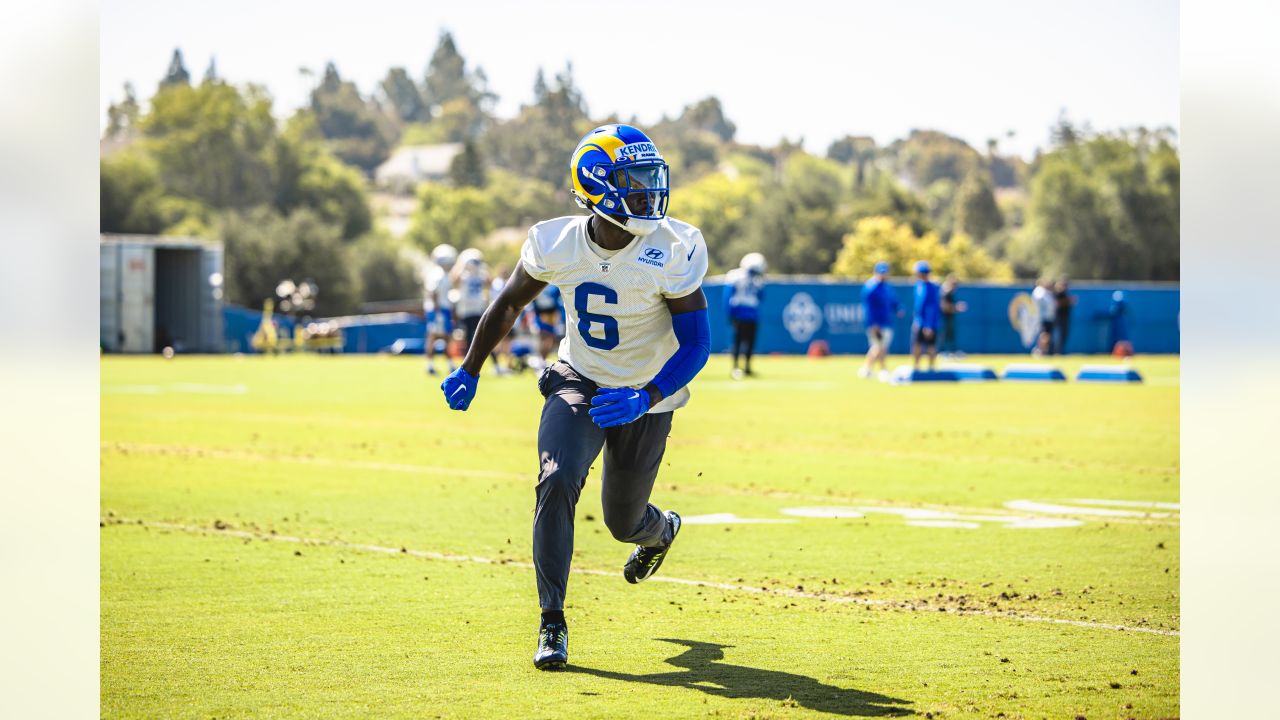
[660, 221, 709, 299]
[520, 228, 555, 282]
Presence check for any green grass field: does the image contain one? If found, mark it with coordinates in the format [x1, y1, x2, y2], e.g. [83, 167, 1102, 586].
[101, 353, 1179, 719]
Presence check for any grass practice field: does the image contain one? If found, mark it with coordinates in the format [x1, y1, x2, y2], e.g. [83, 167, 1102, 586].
[101, 353, 1179, 719]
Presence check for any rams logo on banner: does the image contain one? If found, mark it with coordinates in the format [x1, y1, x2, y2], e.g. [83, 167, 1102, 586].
[783, 292, 823, 343]
[1007, 293, 1040, 348]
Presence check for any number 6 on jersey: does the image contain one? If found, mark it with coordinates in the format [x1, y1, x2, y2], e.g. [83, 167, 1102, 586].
[575, 282, 619, 350]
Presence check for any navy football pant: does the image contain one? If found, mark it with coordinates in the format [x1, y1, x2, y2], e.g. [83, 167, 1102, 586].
[533, 362, 674, 611]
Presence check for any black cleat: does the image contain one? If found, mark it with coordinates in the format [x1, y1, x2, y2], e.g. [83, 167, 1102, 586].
[534, 621, 568, 670]
[624, 511, 681, 584]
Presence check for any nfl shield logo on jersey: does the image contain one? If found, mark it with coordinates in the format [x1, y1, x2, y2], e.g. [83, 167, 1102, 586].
[599, 261, 610, 273]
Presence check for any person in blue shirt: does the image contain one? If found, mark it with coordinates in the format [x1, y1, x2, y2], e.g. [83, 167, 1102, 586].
[1108, 290, 1130, 353]
[912, 260, 942, 371]
[859, 261, 900, 381]
[725, 252, 767, 379]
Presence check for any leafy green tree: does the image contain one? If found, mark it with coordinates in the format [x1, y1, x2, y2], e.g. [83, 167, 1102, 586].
[1020, 129, 1178, 280]
[105, 83, 141, 138]
[888, 129, 982, 189]
[952, 172, 1003, 241]
[350, 231, 422, 303]
[673, 172, 764, 272]
[406, 183, 495, 251]
[826, 135, 877, 187]
[486, 64, 592, 187]
[161, 49, 190, 88]
[309, 62, 394, 172]
[272, 115, 372, 240]
[847, 172, 932, 236]
[419, 31, 496, 140]
[379, 67, 429, 124]
[142, 81, 276, 210]
[202, 57, 219, 85]
[448, 140, 487, 188]
[219, 206, 357, 315]
[831, 216, 1012, 281]
[741, 154, 850, 274]
[101, 150, 168, 234]
[483, 168, 569, 228]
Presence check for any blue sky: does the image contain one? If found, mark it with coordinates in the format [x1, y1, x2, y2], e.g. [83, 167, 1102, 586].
[100, 0, 1179, 158]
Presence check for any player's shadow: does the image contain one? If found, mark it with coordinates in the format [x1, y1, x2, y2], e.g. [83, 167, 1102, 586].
[566, 638, 913, 717]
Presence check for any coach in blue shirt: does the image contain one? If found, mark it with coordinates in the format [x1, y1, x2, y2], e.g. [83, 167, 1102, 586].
[912, 261, 942, 371]
[859, 261, 900, 381]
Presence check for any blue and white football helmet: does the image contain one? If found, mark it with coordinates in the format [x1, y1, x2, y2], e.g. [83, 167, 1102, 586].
[569, 124, 669, 236]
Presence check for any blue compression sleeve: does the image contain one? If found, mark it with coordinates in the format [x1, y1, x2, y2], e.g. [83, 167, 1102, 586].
[650, 308, 711, 400]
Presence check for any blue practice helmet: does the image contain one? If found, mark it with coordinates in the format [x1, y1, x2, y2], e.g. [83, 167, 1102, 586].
[569, 124, 669, 236]
[874, 261, 890, 275]
[915, 260, 931, 275]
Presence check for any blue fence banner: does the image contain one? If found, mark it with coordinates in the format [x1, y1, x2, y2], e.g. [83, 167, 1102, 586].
[703, 278, 1179, 355]
[222, 279, 1178, 357]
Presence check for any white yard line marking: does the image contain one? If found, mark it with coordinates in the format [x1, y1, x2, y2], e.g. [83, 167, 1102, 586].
[101, 442, 527, 481]
[108, 518, 1179, 638]
[1004, 500, 1173, 518]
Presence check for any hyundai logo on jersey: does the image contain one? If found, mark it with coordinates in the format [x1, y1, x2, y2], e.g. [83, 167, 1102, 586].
[638, 247, 666, 268]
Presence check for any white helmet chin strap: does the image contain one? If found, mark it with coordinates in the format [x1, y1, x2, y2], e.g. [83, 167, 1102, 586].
[590, 205, 659, 237]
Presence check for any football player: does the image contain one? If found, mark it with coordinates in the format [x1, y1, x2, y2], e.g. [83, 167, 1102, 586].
[859, 261, 901, 381]
[439, 125, 710, 670]
[423, 244, 457, 375]
[912, 260, 942, 371]
[451, 248, 491, 361]
[724, 252, 767, 379]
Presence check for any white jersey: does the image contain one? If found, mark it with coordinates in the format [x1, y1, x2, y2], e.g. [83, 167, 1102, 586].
[454, 268, 490, 318]
[726, 268, 765, 309]
[424, 265, 453, 313]
[520, 215, 708, 413]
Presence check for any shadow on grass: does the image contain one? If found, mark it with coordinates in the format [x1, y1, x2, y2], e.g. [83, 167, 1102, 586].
[565, 638, 913, 717]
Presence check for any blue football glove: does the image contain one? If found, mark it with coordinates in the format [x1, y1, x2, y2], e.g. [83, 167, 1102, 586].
[588, 387, 651, 428]
[440, 367, 479, 411]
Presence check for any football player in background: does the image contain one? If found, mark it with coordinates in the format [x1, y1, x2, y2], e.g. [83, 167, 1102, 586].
[529, 284, 565, 371]
[912, 260, 942, 371]
[859, 261, 900, 381]
[725, 252, 766, 379]
[451, 248, 493, 365]
[438, 125, 710, 670]
[424, 244, 457, 375]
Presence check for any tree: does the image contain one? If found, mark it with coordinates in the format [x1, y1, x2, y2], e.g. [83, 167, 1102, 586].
[679, 97, 736, 142]
[674, 172, 764, 273]
[952, 173, 1003, 242]
[272, 114, 372, 239]
[448, 140, 487, 188]
[826, 135, 877, 187]
[379, 67, 429, 124]
[143, 81, 277, 210]
[888, 129, 983, 189]
[831, 216, 1012, 281]
[483, 167, 568, 229]
[161, 49, 190, 88]
[740, 154, 850, 274]
[202, 57, 219, 85]
[420, 31, 496, 139]
[350, 231, 422, 303]
[309, 62, 394, 172]
[219, 206, 357, 315]
[1019, 129, 1178, 280]
[406, 183, 495, 251]
[105, 83, 141, 138]
[486, 63, 592, 186]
